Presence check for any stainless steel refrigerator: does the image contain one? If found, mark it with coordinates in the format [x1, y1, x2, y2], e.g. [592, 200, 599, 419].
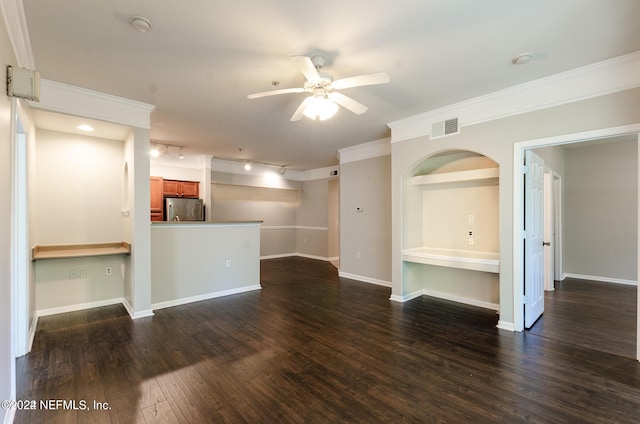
[165, 198, 204, 221]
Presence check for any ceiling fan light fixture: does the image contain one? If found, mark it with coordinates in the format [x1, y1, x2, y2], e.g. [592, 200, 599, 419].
[303, 94, 338, 121]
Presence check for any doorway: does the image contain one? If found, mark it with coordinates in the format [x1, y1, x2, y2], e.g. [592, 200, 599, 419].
[513, 123, 640, 361]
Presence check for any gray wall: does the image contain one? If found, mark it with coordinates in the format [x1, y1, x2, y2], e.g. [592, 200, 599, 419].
[0, 17, 16, 423]
[339, 155, 392, 284]
[564, 138, 638, 281]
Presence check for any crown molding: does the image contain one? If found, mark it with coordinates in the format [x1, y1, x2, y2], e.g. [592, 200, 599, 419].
[388, 50, 640, 143]
[0, 0, 35, 68]
[30, 79, 155, 129]
[338, 138, 390, 164]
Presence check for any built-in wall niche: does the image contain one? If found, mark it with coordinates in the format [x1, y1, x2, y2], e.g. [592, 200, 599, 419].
[403, 150, 500, 274]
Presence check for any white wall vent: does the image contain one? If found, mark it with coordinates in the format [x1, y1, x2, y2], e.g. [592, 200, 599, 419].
[430, 117, 459, 139]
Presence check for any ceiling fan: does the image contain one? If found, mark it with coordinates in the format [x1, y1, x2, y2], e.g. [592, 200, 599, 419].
[247, 55, 390, 121]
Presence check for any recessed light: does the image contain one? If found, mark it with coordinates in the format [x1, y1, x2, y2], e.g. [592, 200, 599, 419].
[512, 53, 532, 65]
[76, 124, 94, 132]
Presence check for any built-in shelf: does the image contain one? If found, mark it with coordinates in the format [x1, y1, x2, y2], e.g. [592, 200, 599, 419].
[402, 247, 499, 273]
[410, 167, 499, 187]
[32, 241, 131, 261]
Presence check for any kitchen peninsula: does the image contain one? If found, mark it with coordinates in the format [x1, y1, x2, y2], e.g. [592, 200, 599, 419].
[150, 221, 262, 310]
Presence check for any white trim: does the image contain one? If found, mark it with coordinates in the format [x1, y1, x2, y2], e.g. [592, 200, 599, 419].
[563, 273, 637, 286]
[29, 79, 155, 129]
[422, 289, 499, 311]
[36, 297, 125, 317]
[0, 0, 35, 68]
[389, 290, 423, 303]
[122, 298, 155, 319]
[338, 138, 391, 164]
[260, 253, 336, 262]
[513, 123, 640, 333]
[295, 253, 334, 261]
[497, 320, 515, 331]
[338, 271, 392, 287]
[151, 285, 262, 310]
[388, 51, 640, 143]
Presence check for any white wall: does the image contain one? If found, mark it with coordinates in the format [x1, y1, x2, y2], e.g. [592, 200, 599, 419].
[564, 137, 638, 282]
[339, 155, 392, 284]
[32, 129, 126, 313]
[34, 129, 124, 244]
[151, 223, 260, 307]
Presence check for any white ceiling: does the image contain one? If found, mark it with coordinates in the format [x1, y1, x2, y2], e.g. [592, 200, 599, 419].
[22, 0, 640, 170]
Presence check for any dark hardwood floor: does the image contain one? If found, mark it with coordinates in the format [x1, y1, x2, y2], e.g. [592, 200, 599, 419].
[527, 277, 637, 359]
[15, 257, 640, 423]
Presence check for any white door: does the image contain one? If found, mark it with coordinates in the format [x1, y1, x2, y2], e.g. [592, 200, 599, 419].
[524, 150, 545, 328]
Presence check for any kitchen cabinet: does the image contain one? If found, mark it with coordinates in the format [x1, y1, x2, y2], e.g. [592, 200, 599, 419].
[163, 179, 199, 198]
[150, 176, 164, 221]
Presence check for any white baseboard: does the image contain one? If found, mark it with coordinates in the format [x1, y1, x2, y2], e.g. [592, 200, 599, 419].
[497, 320, 515, 332]
[260, 253, 335, 262]
[389, 290, 423, 303]
[122, 298, 154, 320]
[338, 271, 392, 287]
[36, 297, 125, 317]
[151, 284, 262, 311]
[564, 273, 637, 286]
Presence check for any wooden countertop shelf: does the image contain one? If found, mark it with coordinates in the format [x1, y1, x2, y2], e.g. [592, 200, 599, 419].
[32, 241, 131, 261]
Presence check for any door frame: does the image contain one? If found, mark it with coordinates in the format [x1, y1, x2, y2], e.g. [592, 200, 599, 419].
[512, 123, 640, 362]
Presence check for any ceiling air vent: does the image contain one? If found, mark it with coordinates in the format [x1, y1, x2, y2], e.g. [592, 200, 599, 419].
[430, 117, 459, 140]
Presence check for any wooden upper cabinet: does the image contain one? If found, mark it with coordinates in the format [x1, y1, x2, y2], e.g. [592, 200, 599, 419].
[163, 179, 199, 198]
[150, 176, 164, 221]
[180, 181, 199, 198]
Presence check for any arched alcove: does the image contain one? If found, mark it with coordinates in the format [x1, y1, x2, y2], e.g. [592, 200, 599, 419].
[401, 150, 500, 310]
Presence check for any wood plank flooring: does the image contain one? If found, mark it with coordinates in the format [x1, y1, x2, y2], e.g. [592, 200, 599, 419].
[15, 257, 640, 423]
[527, 278, 637, 359]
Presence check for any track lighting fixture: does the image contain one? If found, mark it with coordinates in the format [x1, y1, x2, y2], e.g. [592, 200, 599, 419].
[149, 143, 185, 159]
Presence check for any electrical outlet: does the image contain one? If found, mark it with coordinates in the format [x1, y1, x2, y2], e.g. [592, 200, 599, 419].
[468, 214, 475, 223]
[79, 269, 87, 278]
[468, 238, 475, 246]
[69, 269, 78, 279]
[105, 266, 112, 276]
[225, 259, 232, 268]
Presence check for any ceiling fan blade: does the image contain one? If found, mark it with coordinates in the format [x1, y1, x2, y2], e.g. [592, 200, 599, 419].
[332, 72, 390, 90]
[290, 96, 313, 121]
[328, 92, 368, 115]
[291, 55, 320, 82]
[247, 87, 306, 99]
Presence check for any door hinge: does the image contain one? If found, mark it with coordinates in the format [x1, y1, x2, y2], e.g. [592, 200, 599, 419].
[522, 230, 528, 239]
[523, 165, 529, 174]
[522, 295, 529, 305]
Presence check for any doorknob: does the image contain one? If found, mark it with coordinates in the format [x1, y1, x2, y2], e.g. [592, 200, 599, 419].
[542, 241, 551, 246]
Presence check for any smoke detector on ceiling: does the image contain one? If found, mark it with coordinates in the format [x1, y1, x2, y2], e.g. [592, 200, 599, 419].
[129, 16, 152, 32]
